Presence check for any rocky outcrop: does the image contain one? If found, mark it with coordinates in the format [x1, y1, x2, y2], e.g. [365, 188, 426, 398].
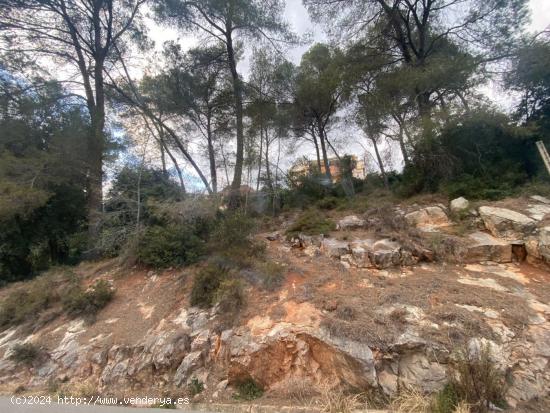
[479, 206, 536, 240]
[465, 231, 512, 263]
[405, 206, 451, 231]
[320, 239, 349, 258]
[336, 215, 366, 230]
[227, 327, 377, 390]
[450, 197, 469, 213]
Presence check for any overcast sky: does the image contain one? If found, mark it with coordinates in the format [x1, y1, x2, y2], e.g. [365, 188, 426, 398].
[140, 0, 550, 188]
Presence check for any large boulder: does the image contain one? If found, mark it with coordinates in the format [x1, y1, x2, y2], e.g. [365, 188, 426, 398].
[405, 206, 451, 230]
[336, 215, 366, 230]
[478, 206, 536, 240]
[227, 326, 377, 391]
[450, 197, 469, 213]
[465, 232, 512, 263]
[368, 239, 402, 269]
[321, 239, 349, 258]
[525, 226, 550, 263]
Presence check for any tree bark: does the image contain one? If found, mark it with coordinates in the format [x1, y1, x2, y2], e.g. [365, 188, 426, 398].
[206, 110, 218, 193]
[225, 28, 244, 208]
[371, 136, 389, 190]
[317, 119, 332, 183]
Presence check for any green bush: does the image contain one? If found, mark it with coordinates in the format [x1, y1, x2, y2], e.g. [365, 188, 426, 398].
[448, 343, 506, 413]
[62, 279, 114, 318]
[215, 279, 245, 313]
[188, 378, 204, 396]
[432, 383, 459, 413]
[208, 212, 265, 268]
[190, 263, 229, 308]
[286, 209, 335, 238]
[397, 110, 536, 199]
[9, 342, 41, 365]
[233, 378, 264, 401]
[137, 224, 204, 268]
[316, 196, 341, 210]
[0, 277, 57, 327]
[254, 261, 285, 290]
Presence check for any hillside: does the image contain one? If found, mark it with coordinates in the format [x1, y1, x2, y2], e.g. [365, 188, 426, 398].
[0, 194, 549, 412]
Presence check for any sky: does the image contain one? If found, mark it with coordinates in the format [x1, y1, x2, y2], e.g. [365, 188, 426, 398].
[140, 0, 550, 189]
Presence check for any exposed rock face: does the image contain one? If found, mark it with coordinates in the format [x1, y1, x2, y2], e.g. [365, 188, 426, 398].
[290, 234, 324, 249]
[369, 239, 403, 269]
[405, 206, 451, 231]
[450, 197, 469, 213]
[479, 206, 536, 240]
[227, 327, 377, 390]
[465, 232, 512, 263]
[530, 195, 550, 205]
[526, 226, 550, 263]
[320, 239, 349, 258]
[336, 215, 366, 230]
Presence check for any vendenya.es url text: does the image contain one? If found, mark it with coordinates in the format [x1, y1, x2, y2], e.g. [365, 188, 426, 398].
[10, 395, 190, 407]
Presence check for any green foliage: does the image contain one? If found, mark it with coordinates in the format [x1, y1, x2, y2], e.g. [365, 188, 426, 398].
[98, 164, 184, 258]
[0, 276, 57, 327]
[0, 76, 88, 283]
[254, 261, 285, 291]
[398, 110, 535, 199]
[215, 278, 245, 313]
[62, 280, 114, 319]
[507, 39, 550, 136]
[208, 212, 265, 267]
[432, 383, 459, 413]
[233, 378, 264, 401]
[136, 224, 204, 268]
[316, 196, 341, 210]
[9, 343, 41, 366]
[188, 378, 204, 396]
[190, 262, 229, 308]
[448, 343, 506, 413]
[286, 209, 335, 238]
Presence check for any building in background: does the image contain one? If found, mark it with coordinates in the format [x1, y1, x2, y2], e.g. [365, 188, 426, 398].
[290, 155, 366, 183]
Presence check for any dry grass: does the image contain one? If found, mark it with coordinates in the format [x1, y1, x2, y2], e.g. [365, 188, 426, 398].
[390, 388, 432, 413]
[453, 401, 472, 413]
[317, 381, 367, 413]
[274, 377, 319, 405]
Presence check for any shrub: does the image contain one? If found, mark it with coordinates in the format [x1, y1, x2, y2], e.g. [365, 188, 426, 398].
[190, 263, 229, 308]
[254, 261, 285, 290]
[286, 209, 335, 238]
[448, 343, 506, 413]
[0, 277, 57, 327]
[432, 383, 460, 413]
[317, 196, 341, 210]
[215, 279, 245, 313]
[233, 378, 264, 401]
[137, 224, 204, 268]
[9, 342, 41, 365]
[62, 279, 114, 319]
[188, 378, 204, 396]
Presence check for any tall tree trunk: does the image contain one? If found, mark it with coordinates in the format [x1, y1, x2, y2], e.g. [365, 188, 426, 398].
[87, 78, 105, 247]
[160, 141, 167, 176]
[371, 136, 389, 190]
[206, 112, 218, 193]
[256, 122, 264, 191]
[87, 3, 106, 247]
[391, 113, 410, 166]
[226, 29, 244, 208]
[317, 119, 332, 183]
[265, 131, 272, 191]
[311, 129, 322, 172]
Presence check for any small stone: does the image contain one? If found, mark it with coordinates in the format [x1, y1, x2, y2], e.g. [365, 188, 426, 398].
[450, 197, 469, 213]
[336, 215, 366, 230]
